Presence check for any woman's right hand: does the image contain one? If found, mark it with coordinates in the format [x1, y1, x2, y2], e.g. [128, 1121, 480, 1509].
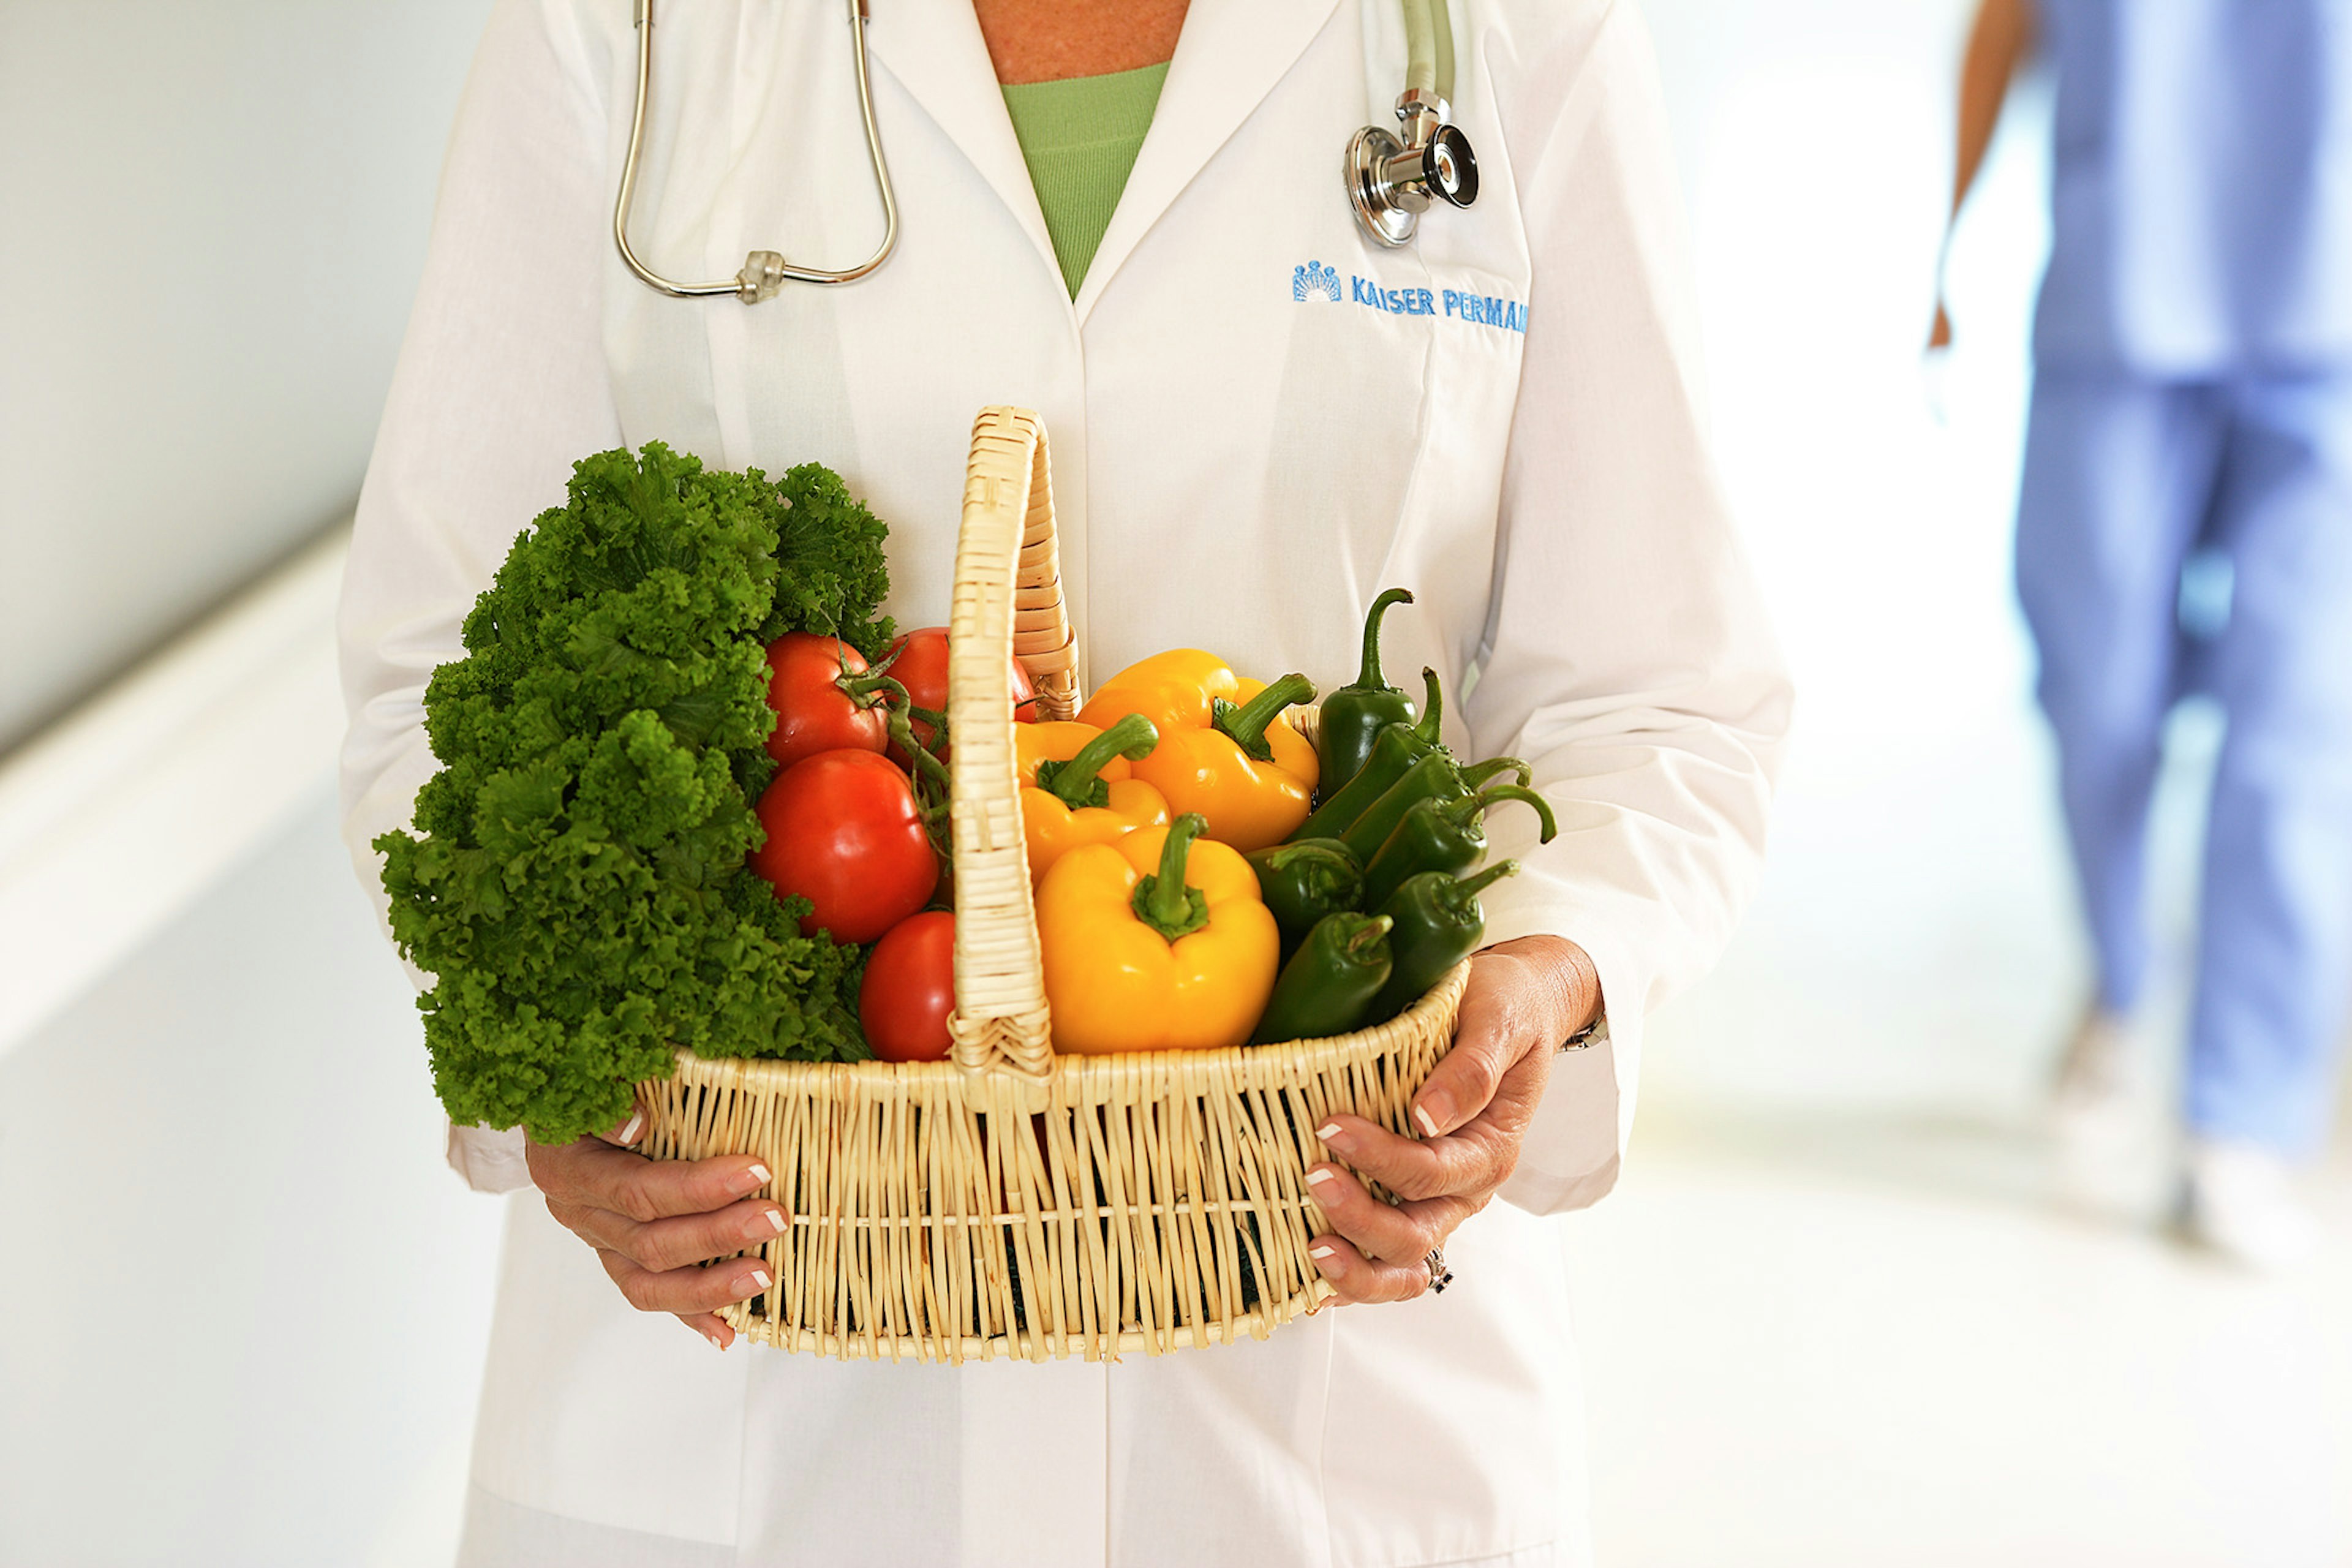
[524, 1106, 786, 1349]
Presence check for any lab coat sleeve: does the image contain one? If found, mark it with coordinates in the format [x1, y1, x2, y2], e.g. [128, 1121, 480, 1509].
[337, 0, 622, 1195]
[1470, 3, 1793, 1216]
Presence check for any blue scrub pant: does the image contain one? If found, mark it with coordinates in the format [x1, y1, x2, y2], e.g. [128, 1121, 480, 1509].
[2017, 369, 2352, 1155]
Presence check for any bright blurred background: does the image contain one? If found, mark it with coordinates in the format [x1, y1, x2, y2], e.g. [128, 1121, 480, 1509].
[2, 2, 2347, 1564]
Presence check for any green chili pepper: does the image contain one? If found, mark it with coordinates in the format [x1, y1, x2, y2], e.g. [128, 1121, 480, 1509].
[1251, 911, 1395, 1045]
[1360, 785, 1558, 911]
[1368, 861, 1520, 1022]
[1318, 589, 1415, 797]
[1291, 669, 1445, 842]
[1337, 752, 1531, 866]
[1245, 839, 1365, 963]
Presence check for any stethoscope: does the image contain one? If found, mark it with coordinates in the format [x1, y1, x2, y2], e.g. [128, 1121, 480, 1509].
[613, 0, 1479, 303]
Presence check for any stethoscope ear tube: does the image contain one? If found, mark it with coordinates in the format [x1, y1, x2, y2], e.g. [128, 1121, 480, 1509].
[613, 0, 898, 303]
[615, 0, 1471, 295]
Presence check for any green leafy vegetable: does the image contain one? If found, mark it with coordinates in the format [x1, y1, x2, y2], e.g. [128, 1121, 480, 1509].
[375, 443, 896, 1145]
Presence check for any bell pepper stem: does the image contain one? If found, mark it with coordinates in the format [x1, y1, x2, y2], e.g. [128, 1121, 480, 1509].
[1212, 672, 1317, 763]
[1446, 785, 1558, 844]
[1132, 813, 1213, 943]
[1036, 713, 1159, 810]
[1412, 667, 1444, 747]
[1349, 589, 1415, 693]
[1460, 756, 1530, 792]
[1450, 859, 1521, 900]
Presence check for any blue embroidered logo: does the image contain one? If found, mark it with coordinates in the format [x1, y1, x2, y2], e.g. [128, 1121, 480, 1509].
[1292, 260, 1343, 303]
[1292, 260, 1527, 334]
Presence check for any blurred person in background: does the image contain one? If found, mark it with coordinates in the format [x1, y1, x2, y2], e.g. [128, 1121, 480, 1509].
[1932, 0, 2352, 1268]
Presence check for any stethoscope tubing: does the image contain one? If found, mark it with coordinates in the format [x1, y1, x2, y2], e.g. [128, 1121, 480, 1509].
[612, 0, 899, 302]
[612, 0, 1456, 300]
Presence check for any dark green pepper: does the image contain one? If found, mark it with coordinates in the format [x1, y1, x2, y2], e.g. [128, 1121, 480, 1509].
[1368, 861, 1520, 1022]
[1317, 588, 1415, 796]
[1292, 669, 1445, 842]
[1245, 839, 1365, 964]
[1337, 753, 1531, 866]
[1251, 911, 1395, 1044]
[1360, 785, 1559, 911]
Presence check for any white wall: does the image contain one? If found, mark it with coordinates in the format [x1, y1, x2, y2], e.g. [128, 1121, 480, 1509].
[0, 793, 507, 1568]
[0, 5, 505, 1560]
[0, 0, 492, 751]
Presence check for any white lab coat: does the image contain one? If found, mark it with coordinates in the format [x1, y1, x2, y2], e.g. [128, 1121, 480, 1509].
[337, 1, 1789, 1563]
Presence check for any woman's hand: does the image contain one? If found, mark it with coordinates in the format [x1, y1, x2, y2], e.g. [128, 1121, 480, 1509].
[1305, 934, 1600, 1304]
[524, 1107, 788, 1349]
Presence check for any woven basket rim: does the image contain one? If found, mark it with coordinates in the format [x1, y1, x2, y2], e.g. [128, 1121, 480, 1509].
[671, 958, 1469, 1088]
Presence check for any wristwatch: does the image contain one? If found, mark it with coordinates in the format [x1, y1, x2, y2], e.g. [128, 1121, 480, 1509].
[1559, 1013, 1607, 1054]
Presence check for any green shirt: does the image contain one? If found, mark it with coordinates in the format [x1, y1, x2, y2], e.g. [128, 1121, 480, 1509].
[1000, 62, 1170, 299]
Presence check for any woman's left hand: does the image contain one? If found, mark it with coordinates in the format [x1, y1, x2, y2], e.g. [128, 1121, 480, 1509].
[1306, 933, 1600, 1304]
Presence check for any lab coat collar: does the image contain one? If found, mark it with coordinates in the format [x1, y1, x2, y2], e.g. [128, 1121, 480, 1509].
[865, 0, 1344, 323]
[864, 7, 1061, 305]
[1076, 0, 1345, 320]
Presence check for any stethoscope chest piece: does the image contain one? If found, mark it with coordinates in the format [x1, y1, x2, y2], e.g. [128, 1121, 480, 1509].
[1346, 89, 1479, 249]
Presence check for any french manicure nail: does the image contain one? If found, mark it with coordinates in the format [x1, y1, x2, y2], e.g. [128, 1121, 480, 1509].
[745, 1267, 772, 1292]
[1305, 1168, 1337, 1189]
[1310, 1245, 1337, 1260]
[616, 1110, 646, 1144]
[1414, 1104, 1441, 1139]
[729, 1163, 772, 1196]
[1314, 1121, 1343, 1143]
[744, 1207, 786, 1241]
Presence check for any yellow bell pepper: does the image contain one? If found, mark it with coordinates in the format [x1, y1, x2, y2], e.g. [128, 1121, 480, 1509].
[1077, 650, 1319, 853]
[1037, 813, 1280, 1054]
[1016, 714, 1170, 883]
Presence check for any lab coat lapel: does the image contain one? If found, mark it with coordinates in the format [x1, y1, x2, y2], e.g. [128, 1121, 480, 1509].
[862, 6, 1065, 306]
[1074, 0, 1346, 322]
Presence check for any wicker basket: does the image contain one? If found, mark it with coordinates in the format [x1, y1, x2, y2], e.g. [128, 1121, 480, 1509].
[638, 407, 1466, 1362]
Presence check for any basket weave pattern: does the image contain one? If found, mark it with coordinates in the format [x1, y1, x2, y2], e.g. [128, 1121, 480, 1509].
[640, 407, 1464, 1362]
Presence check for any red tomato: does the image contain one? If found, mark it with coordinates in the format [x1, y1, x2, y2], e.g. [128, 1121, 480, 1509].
[860, 910, 956, 1062]
[765, 633, 888, 771]
[751, 750, 938, 943]
[883, 627, 1041, 768]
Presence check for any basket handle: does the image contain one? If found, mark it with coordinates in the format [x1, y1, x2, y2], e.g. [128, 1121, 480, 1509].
[945, 407, 1076, 1083]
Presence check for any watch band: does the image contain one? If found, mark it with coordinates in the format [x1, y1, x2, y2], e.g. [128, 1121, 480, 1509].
[1558, 1013, 1607, 1054]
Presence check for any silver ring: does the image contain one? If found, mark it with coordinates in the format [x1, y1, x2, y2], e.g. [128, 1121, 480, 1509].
[1424, 1246, 1453, 1295]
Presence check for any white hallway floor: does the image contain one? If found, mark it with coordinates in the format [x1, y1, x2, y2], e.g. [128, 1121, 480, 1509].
[1571, 4, 2352, 1564]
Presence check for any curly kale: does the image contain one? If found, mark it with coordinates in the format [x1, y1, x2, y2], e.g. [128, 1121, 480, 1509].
[375, 443, 895, 1145]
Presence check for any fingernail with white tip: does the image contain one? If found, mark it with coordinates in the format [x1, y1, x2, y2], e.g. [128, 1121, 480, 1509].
[1414, 1105, 1441, 1139]
[1314, 1121, 1342, 1142]
[1305, 1168, 1337, 1189]
[616, 1110, 646, 1144]
[1310, 1245, 1337, 1260]
[745, 1267, 771, 1292]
